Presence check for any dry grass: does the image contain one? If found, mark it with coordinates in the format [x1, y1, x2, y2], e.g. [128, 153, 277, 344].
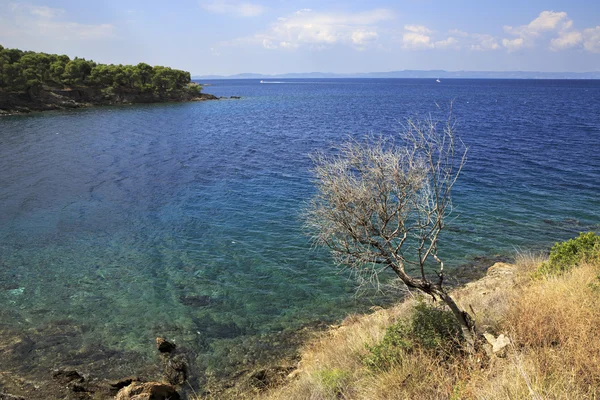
[252, 253, 600, 400]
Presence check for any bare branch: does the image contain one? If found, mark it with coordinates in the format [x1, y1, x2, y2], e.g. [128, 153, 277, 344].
[303, 109, 479, 350]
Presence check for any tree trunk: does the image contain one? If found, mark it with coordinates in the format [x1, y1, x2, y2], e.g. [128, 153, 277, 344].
[434, 288, 478, 353]
[390, 267, 480, 353]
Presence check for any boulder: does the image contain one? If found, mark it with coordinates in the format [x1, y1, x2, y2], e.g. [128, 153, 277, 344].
[115, 382, 180, 400]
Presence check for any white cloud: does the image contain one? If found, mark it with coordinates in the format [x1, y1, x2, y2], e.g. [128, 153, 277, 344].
[583, 27, 600, 53]
[215, 7, 600, 58]
[502, 37, 525, 52]
[2, 3, 116, 41]
[402, 25, 434, 49]
[246, 8, 394, 50]
[434, 36, 459, 50]
[279, 41, 298, 49]
[199, 0, 265, 17]
[448, 29, 469, 38]
[401, 26, 462, 50]
[351, 30, 378, 46]
[504, 11, 571, 38]
[470, 34, 499, 51]
[404, 25, 432, 35]
[502, 10, 575, 52]
[550, 31, 583, 51]
[502, 11, 600, 53]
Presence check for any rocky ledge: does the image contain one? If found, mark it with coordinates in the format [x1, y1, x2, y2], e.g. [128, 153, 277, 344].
[0, 87, 238, 115]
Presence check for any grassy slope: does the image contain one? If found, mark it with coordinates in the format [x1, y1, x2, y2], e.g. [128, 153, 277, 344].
[243, 253, 600, 400]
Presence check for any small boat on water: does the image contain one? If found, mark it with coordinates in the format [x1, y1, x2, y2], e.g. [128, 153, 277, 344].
[436, 78, 441, 83]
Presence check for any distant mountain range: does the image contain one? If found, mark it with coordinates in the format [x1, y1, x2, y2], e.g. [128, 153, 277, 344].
[193, 70, 600, 80]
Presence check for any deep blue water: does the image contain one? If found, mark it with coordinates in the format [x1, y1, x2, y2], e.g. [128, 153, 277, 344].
[1, 78, 599, 378]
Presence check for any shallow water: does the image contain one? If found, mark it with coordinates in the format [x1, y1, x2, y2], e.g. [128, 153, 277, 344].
[1, 79, 599, 383]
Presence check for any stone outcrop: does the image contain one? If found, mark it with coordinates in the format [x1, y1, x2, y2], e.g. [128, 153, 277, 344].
[115, 382, 180, 400]
[0, 86, 220, 114]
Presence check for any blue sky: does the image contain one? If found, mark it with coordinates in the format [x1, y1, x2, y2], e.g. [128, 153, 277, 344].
[1, 0, 599, 75]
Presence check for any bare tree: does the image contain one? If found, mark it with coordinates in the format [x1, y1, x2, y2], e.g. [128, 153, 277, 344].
[304, 112, 478, 349]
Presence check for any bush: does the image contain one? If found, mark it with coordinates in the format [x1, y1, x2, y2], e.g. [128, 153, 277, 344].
[363, 318, 413, 371]
[537, 232, 600, 277]
[411, 302, 463, 350]
[364, 302, 463, 371]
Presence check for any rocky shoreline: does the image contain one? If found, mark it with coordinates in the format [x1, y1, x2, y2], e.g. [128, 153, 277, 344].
[0, 255, 512, 400]
[0, 87, 239, 115]
[0, 320, 326, 400]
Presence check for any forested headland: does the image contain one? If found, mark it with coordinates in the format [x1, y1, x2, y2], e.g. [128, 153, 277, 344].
[0, 45, 217, 113]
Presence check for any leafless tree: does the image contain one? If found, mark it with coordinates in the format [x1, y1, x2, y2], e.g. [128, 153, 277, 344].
[304, 112, 478, 349]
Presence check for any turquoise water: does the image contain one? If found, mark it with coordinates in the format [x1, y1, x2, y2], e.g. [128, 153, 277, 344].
[1, 79, 599, 383]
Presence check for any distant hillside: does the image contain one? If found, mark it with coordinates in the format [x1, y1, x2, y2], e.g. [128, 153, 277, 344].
[0, 45, 216, 114]
[194, 70, 600, 80]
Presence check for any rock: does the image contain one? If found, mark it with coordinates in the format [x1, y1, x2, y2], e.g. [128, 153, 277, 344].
[230, 96, 241, 99]
[155, 337, 176, 353]
[115, 382, 180, 400]
[52, 369, 85, 385]
[164, 354, 188, 385]
[108, 377, 141, 396]
[483, 333, 511, 356]
[69, 383, 91, 393]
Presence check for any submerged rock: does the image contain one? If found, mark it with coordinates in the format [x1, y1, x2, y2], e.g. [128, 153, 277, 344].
[115, 382, 180, 400]
[155, 337, 176, 354]
[164, 354, 188, 385]
[52, 369, 85, 385]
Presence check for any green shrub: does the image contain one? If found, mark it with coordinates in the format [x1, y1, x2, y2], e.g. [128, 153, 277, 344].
[411, 302, 463, 350]
[315, 368, 350, 395]
[364, 302, 463, 371]
[537, 232, 600, 277]
[363, 318, 413, 371]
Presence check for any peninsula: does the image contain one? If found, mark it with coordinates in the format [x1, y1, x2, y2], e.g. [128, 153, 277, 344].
[0, 45, 217, 114]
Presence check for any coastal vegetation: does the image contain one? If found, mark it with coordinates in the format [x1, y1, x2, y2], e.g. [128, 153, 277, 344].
[0, 45, 211, 113]
[250, 234, 600, 400]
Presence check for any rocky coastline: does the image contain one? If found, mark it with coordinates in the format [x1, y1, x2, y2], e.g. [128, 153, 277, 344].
[0, 256, 511, 400]
[0, 86, 237, 115]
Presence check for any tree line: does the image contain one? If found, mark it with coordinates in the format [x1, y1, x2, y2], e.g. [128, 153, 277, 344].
[0, 45, 201, 97]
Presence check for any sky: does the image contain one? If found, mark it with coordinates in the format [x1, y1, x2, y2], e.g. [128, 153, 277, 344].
[1, 0, 599, 75]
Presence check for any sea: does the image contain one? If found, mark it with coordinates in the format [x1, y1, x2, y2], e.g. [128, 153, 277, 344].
[1, 78, 599, 388]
